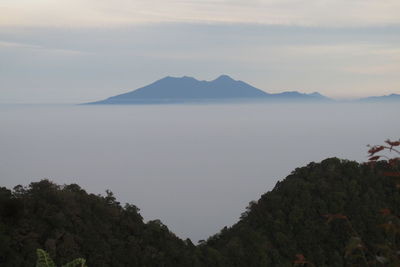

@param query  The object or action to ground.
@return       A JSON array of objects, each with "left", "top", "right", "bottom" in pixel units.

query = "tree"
[{"left": 36, "top": 249, "right": 87, "bottom": 267}]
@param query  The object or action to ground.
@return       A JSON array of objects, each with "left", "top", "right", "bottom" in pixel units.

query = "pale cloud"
[
  {"left": 344, "top": 64, "right": 400, "bottom": 75},
  {"left": 268, "top": 43, "right": 399, "bottom": 66},
  {"left": 279, "top": 44, "right": 400, "bottom": 62},
  {"left": 0, "top": 40, "right": 41, "bottom": 49},
  {"left": 0, "top": 40, "right": 86, "bottom": 55},
  {"left": 1, "top": 0, "right": 400, "bottom": 28}
]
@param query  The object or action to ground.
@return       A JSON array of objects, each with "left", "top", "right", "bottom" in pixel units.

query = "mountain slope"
[{"left": 203, "top": 158, "right": 400, "bottom": 266}]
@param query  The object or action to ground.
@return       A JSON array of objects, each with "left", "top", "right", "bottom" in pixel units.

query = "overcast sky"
[{"left": 1, "top": 0, "right": 400, "bottom": 103}]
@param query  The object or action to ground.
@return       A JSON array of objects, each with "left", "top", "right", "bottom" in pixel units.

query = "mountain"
[
  {"left": 359, "top": 93, "right": 400, "bottom": 102},
  {"left": 268, "top": 91, "right": 330, "bottom": 101},
  {"left": 86, "top": 75, "right": 330, "bottom": 104},
  {"left": 1, "top": 158, "right": 399, "bottom": 266}
]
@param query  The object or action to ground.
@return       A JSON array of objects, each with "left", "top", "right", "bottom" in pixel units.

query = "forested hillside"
[
  {"left": 1, "top": 158, "right": 399, "bottom": 266},
  {"left": 203, "top": 158, "right": 400, "bottom": 266},
  {"left": 0, "top": 181, "right": 197, "bottom": 267}
]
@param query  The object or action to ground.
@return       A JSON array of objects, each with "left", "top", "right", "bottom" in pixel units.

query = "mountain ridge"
[
  {"left": 358, "top": 93, "right": 400, "bottom": 102},
  {"left": 86, "top": 75, "right": 330, "bottom": 104}
]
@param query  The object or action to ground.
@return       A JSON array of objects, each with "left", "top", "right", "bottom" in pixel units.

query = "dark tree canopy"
[{"left": 0, "top": 158, "right": 399, "bottom": 266}]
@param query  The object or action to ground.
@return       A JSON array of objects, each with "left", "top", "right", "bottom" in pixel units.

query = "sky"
[{"left": 1, "top": 0, "right": 400, "bottom": 103}]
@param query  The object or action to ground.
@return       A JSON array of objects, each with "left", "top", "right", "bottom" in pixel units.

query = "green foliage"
[
  {"left": 36, "top": 249, "right": 56, "bottom": 267},
  {"left": 36, "top": 249, "right": 86, "bottom": 267},
  {"left": 61, "top": 258, "right": 87, "bottom": 267}
]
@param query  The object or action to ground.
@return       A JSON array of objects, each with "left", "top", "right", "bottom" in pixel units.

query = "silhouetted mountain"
[
  {"left": 359, "top": 93, "right": 400, "bottom": 102},
  {"left": 86, "top": 75, "right": 330, "bottom": 104}
]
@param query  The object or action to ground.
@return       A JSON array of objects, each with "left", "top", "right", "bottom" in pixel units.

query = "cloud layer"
[{"left": 1, "top": 0, "right": 400, "bottom": 28}]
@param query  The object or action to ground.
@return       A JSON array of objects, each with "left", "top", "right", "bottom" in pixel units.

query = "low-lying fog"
[{"left": 0, "top": 102, "right": 398, "bottom": 242}]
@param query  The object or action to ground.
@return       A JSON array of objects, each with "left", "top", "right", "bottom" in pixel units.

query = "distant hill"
[
  {"left": 86, "top": 75, "right": 330, "bottom": 104},
  {"left": 359, "top": 93, "right": 400, "bottom": 102}
]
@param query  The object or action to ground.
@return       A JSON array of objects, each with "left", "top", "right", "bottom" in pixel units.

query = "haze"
[{"left": 1, "top": 103, "right": 399, "bottom": 242}]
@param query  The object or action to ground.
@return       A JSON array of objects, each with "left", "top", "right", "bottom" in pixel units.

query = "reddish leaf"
[
  {"left": 385, "top": 139, "right": 400, "bottom": 147},
  {"left": 368, "top": 146, "right": 385, "bottom": 156},
  {"left": 383, "top": 172, "right": 400, "bottom": 177},
  {"left": 323, "top": 214, "right": 347, "bottom": 224},
  {"left": 389, "top": 158, "right": 400, "bottom": 167},
  {"left": 294, "top": 254, "right": 306, "bottom": 264},
  {"left": 369, "top": 156, "right": 380, "bottom": 161},
  {"left": 380, "top": 208, "right": 391, "bottom": 216},
  {"left": 379, "top": 222, "right": 397, "bottom": 233}
]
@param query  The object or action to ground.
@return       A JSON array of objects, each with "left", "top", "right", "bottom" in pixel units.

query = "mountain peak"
[
  {"left": 181, "top": 75, "right": 197, "bottom": 80},
  {"left": 161, "top": 75, "right": 197, "bottom": 81},
  {"left": 214, "top": 74, "right": 235, "bottom": 82},
  {"left": 310, "top": 92, "right": 322, "bottom": 96}
]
